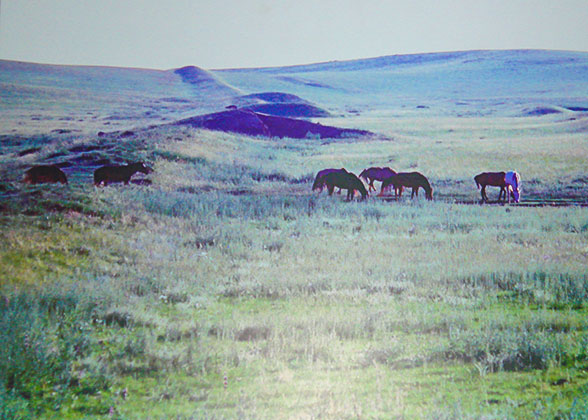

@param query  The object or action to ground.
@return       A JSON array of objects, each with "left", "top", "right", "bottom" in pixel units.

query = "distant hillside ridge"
[
  {"left": 214, "top": 49, "right": 588, "bottom": 115},
  {"left": 173, "top": 109, "right": 369, "bottom": 139},
  {"left": 173, "top": 65, "right": 241, "bottom": 97},
  {"left": 237, "top": 92, "right": 310, "bottom": 104},
  {"left": 244, "top": 103, "right": 330, "bottom": 118},
  {"left": 215, "top": 49, "right": 588, "bottom": 74},
  {"left": 231, "top": 91, "right": 331, "bottom": 117}
]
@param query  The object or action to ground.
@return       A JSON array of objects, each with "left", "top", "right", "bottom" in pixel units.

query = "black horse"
[
  {"left": 23, "top": 165, "right": 68, "bottom": 185},
  {"left": 94, "top": 162, "right": 152, "bottom": 186},
  {"left": 323, "top": 170, "right": 368, "bottom": 201},
  {"left": 381, "top": 172, "right": 433, "bottom": 200},
  {"left": 312, "top": 168, "right": 347, "bottom": 192}
]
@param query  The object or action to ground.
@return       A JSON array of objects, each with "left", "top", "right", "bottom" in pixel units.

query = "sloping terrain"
[
  {"left": 215, "top": 50, "right": 588, "bottom": 116},
  {"left": 174, "top": 65, "right": 240, "bottom": 98},
  {"left": 232, "top": 91, "right": 331, "bottom": 117},
  {"left": 173, "top": 108, "right": 369, "bottom": 138},
  {"left": 0, "top": 60, "right": 239, "bottom": 134},
  {"left": 3, "top": 50, "right": 587, "bottom": 137}
]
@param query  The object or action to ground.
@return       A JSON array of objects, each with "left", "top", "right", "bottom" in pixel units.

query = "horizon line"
[{"left": 1, "top": 48, "right": 586, "bottom": 73}]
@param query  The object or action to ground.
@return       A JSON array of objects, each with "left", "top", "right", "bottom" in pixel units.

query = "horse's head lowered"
[{"left": 505, "top": 171, "right": 521, "bottom": 203}]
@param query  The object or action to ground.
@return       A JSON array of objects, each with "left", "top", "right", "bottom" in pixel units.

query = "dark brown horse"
[
  {"left": 23, "top": 165, "right": 68, "bottom": 185},
  {"left": 323, "top": 170, "right": 368, "bottom": 201},
  {"left": 381, "top": 172, "right": 433, "bottom": 200},
  {"left": 312, "top": 168, "right": 346, "bottom": 193},
  {"left": 94, "top": 162, "right": 152, "bottom": 186},
  {"left": 359, "top": 167, "right": 399, "bottom": 195}
]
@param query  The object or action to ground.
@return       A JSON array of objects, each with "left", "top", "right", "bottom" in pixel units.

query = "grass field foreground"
[{"left": 2, "top": 116, "right": 588, "bottom": 419}]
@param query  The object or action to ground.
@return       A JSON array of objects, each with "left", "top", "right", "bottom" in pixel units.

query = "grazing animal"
[
  {"left": 323, "top": 170, "right": 368, "bottom": 201},
  {"left": 474, "top": 171, "right": 520, "bottom": 203},
  {"left": 312, "top": 168, "right": 346, "bottom": 193},
  {"left": 94, "top": 162, "right": 152, "bottom": 186},
  {"left": 381, "top": 172, "right": 433, "bottom": 200},
  {"left": 505, "top": 171, "right": 521, "bottom": 203},
  {"left": 23, "top": 165, "right": 68, "bottom": 185},
  {"left": 359, "top": 167, "right": 400, "bottom": 195}
]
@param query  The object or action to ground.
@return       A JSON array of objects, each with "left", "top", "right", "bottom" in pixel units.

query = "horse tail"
[{"left": 474, "top": 175, "right": 481, "bottom": 189}]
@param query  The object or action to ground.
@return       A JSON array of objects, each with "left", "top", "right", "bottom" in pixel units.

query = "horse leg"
[
  {"left": 481, "top": 185, "right": 487, "bottom": 202},
  {"left": 328, "top": 184, "right": 335, "bottom": 196},
  {"left": 498, "top": 186, "right": 505, "bottom": 202}
]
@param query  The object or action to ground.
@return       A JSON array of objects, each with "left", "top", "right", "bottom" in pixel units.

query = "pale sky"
[{"left": 1, "top": 0, "right": 587, "bottom": 70}]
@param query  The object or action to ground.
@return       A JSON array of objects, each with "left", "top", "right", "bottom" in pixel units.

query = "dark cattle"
[
  {"left": 312, "top": 168, "right": 346, "bottom": 193},
  {"left": 323, "top": 171, "right": 368, "bottom": 201},
  {"left": 94, "top": 162, "right": 152, "bottom": 186},
  {"left": 23, "top": 165, "right": 68, "bottom": 185},
  {"left": 382, "top": 172, "right": 433, "bottom": 200}
]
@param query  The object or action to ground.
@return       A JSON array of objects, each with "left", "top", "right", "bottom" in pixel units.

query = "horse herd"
[
  {"left": 312, "top": 166, "right": 521, "bottom": 203},
  {"left": 21, "top": 162, "right": 521, "bottom": 204},
  {"left": 22, "top": 162, "right": 152, "bottom": 187}
]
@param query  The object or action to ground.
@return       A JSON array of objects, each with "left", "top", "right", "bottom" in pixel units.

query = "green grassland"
[{"left": 2, "top": 113, "right": 588, "bottom": 419}]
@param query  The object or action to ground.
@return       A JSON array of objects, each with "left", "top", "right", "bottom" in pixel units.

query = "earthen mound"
[{"left": 174, "top": 109, "right": 370, "bottom": 139}]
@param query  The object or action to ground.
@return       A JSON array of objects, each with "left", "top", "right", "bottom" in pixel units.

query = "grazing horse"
[
  {"left": 312, "top": 168, "right": 346, "bottom": 193},
  {"left": 94, "top": 162, "right": 152, "bottom": 186},
  {"left": 23, "top": 165, "right": 68, "bottom": 185},
  {"left": 474, "top": 171, "right": 520, "bottom": 203},
  {"left": 381, "top": 172, "right": 433, "bottom": 200},
  {"left": 323, "top": 171, "right": 368, "bottom": 201},
  {"left": 359, "top": 167, "right": 400, "bottom": 195},
  {"left": 505, "top": 171, "right": 521, "bottom": 203}
]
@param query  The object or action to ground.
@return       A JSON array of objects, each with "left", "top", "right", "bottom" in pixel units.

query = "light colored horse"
[{"left": 504, "top": 171, "right": 521, "bottom": 203}]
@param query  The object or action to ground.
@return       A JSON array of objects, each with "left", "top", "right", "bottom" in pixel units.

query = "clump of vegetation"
[
  {"left": 442, "top": 324, "right": 587, "bottom": 372},
  {"left": 0, "top": 287, "right": 114, "bottom": 418}
]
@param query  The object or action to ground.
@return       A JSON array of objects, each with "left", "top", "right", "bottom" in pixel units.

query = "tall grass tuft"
[
  {"left": 443, "top": 323, "right": 586, "bottom": 372},
  {"left": 0, "top": 286, "right": 113, "bottom": 417}
]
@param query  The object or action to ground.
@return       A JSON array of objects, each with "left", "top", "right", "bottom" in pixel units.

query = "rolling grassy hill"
[
  {"left": 216, "top": 49, "right": 588, "bottom": 116},
  {"left": 2, "top": 49, "right": 588, "bottom": 137}
]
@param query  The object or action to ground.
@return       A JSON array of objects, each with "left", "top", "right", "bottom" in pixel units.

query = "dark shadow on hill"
[
  {"left": 173, "top": 109, "right": 371, "bottom": 139},
  {"left": 245, "top": 103, "right": 330, "bottom": 118},
  {"left": 232, "top": 92, "right": 331, "bottom": 118},
  {"left": 522, "top": 106, "right": 563, "bottom": 116}
]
